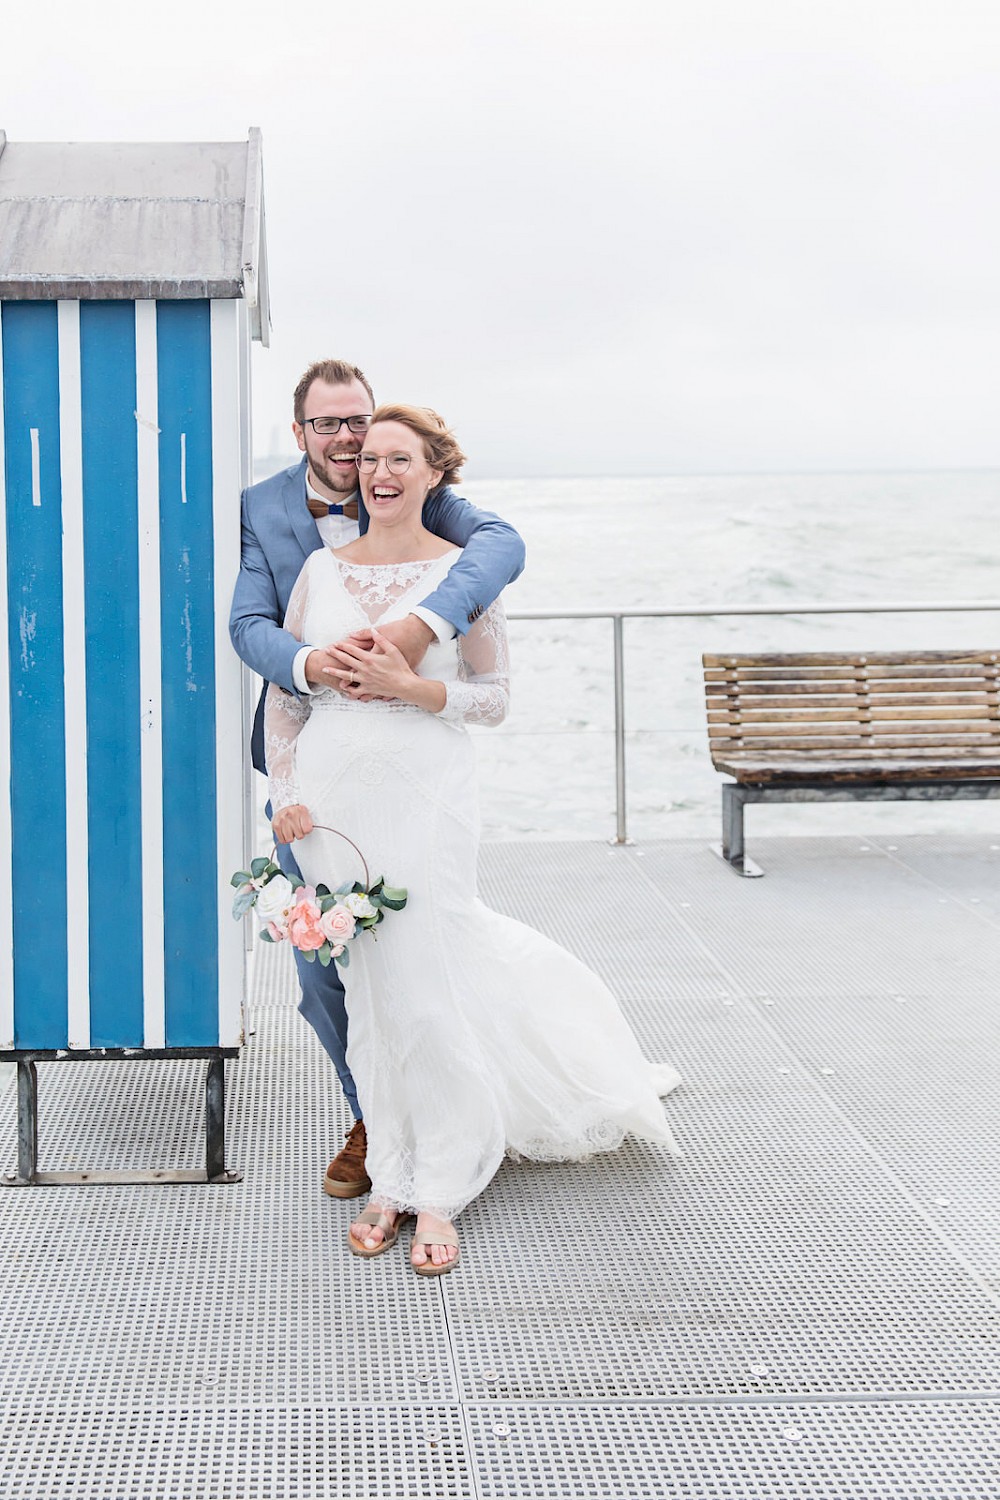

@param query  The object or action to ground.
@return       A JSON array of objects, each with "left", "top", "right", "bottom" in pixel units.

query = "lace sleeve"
[
  {"left": 436, "top": 598, "right": 510, "bottom": 727},
  {"left": 265, "top": 563, "right": 312, "bottom": 809}
]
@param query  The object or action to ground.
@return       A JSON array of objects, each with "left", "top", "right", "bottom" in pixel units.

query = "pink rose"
[
  {"left": 319, "top": 905, "right": 356, "bottom": 946},
  {"left": 266, "top": 920, "right": 287, "bottom": 943},
  {"left": 287, "top": 897, "right": 325, "bottom": 952}
]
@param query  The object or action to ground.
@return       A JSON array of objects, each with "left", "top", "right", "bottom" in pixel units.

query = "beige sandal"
[
  {"left": 411, "top": 1228, "right": 460, "bottom": 1277},
  {"left": 348, "top": 1207, "right": 412, "bottom": 1259}
]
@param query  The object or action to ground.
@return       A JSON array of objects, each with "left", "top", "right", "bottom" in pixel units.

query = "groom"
[{"left": 230, "top": 358, "right": 525, "bottom": 1196}]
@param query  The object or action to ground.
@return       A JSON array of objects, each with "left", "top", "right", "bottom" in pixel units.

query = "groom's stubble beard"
[{"left": 306, "top": 438, "right": 364, "bottom": 498}]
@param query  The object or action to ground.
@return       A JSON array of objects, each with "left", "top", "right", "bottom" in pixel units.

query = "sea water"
[{"left": 457, "top": 468, "right": 1000, "bottom": 842}]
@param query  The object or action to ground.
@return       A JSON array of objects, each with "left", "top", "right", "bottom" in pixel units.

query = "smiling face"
[
  {"left": 293, "top": 377, "right": 375, "bottom": 499},
  {"left": 356, "top": 420, "right": 444, "bottom": 523}
]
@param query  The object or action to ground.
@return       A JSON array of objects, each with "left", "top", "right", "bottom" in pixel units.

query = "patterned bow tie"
[{"left": 307, "top": 496, "right": 359, "bottom": 521}]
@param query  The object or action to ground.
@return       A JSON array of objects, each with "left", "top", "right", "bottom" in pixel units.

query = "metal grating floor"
[{"left": 1, "top": 834, "right": 999, "bottom": 1497}]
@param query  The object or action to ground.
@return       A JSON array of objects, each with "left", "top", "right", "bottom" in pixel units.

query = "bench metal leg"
[
  {"left": 722, "top": 784, "right": 745, "bottom": 865},
  {"left": 711, "top": 785, "right": 764, "bottom": 877},
  {"left": 206, "top": 1057, "right": 241, "bottom": 1185}
]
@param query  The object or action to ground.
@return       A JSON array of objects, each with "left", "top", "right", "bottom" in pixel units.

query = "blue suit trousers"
[{"left": 269, "top": 808, "right": 361, "bottom": 1121}]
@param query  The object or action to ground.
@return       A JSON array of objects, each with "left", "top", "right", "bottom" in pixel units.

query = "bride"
[{"left": 265, "top": 404, "right": 680, "bottom": 1275}]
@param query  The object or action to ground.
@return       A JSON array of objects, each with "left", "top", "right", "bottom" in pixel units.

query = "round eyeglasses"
[
  {"left": 301, "top": 415, "right": 372, "bottom": 436},
  {"left": 356, "top": 453, "right": 411, "bottom": 475}
]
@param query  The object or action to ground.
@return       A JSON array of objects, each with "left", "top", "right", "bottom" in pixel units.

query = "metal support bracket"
[
  {"left": 711, "top": 841, "right": 764, "bottom": 878},
  {"left": 205, "top": 1055, "right": 241, "bottom": 1185},
  {"left": 3, "top": 1061, "right": 40, "bottom": 1185},
  {"left": 2, "top": 1055, "right": 242, "bottom": 1187}
]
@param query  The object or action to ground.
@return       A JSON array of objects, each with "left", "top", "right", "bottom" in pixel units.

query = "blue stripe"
[
  {"left": 2, "top": 303, "right": 69, "bottom": 1047},
  {"left": 156, "top": 302, "right": 218, "bottom": 1046},
  {"left": 80, "top": 302, "right": 144, "bottom": 1045}
]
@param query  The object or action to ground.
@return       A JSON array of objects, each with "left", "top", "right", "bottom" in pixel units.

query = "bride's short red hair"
[{"left": 370, "top": 404, "right": 466, "bottom": 486}]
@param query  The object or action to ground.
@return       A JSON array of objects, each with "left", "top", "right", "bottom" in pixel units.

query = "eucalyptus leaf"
[
  {"left": 259, "top": 929, "right": 274, "bottom": 944},
  {"left": 231, "top": 890, "right": 256, "bottom": 919},
  {"left": 316, "top": 883, "right": 331, "bottom": 897},
  {"left": 381, "top": 885, "right": 407, "bottom": 903},
  {"left": 231, "top": 871, "right": 251, "bottom": 888},
  {"left": 288, "top": 874, "right": 305, "bottom": 891},
  {"left": 317, "top": 943, "right": 332, "bottom": 968},
  {"left": 335, "top": 945, "right": 350, "bottom": 969},
  {"left": 320, "top": 896, "right": 336, "bottom": 913},
  {"left": 250, "top": 856, "right": 270, "bottom": 879},
  {"left": 380, "top": 896, "right": 406, "bottom": 912},
  {"left": 302, "top": 949, "right": 317, "bottom": 964}
]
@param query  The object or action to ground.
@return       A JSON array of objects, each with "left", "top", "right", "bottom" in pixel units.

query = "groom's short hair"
[{"left": 293, "top": 359, "right": 375, "bottom": 422}]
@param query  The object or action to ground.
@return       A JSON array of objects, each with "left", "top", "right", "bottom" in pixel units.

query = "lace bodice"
[
  {"left": 334, "top": 558, "right": 448, "bottom": 615},
  {"left": 265, "top": 549, "right": 510, "bottom": 811}
]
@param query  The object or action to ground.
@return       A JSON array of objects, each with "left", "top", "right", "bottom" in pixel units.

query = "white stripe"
[
  {"left": 29, "top": 428, "right": 40, "bottom": 505},
  {"left": 241, "top": 661, "right": 259, "bottom": 963},
  {"left": 0, "top": 309, "right": 14, "bottom": 1048},
  {"left": 180, "top": 431, "right": 187, "bottom": 504},
  {"left": 237, "top": 301, "right": 256, "bottom": 957},
  {"left": 58, "top": 302, "right": 90, "bottom": 1049},
  {"left": 135, "top": 301, "right": 166, "bottom": 1049},
  {"left": 210, "top": 300, "right": 248, "bottom": 1047}
]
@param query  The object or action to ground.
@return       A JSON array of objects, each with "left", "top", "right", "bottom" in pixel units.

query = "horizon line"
[{"left": 251, "top": 454, "right": 1000, "bottom": 483}]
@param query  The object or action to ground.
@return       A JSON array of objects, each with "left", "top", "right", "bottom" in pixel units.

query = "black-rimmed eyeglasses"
[{"left": 300, "top": 415, "right": 372, "bottom": 436}]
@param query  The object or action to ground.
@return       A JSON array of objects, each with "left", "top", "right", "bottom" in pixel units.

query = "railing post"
[{"left": 613, "top": 614, "right": 628, "bottom": 844}]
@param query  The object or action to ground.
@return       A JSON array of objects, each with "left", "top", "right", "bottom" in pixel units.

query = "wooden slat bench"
[{"left": 703, "top": 649, "right": 1000, "bottom": 875}]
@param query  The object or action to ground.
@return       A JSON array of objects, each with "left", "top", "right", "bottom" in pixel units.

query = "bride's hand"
[
  {"left": 272, "top": 804, "right": 314, "bottom": 844},
  {"left": 329, "top": 630, "right": 416, "bottom": 701}
]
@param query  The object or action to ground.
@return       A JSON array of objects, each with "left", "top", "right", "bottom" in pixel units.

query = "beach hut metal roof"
[{"left": 0, "top": 128, "right": 270, "bottom": 344}]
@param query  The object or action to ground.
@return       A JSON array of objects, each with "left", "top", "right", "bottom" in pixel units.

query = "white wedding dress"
[{"left": 265, "top": 547, "right": 680, "bottom": 1219}]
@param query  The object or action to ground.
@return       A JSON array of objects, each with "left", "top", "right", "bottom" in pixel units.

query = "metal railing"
[{"left": 505, "top": 599, "right": 1000, "bottom": 844}]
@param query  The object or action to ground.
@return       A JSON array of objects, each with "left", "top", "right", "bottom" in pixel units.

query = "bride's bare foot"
[
  {"left": 411, "top": 1211, "right": 460, "bottom": 1275},
  {"left": 348, "top": 1204, "right": 407, "bottom": 1258}
]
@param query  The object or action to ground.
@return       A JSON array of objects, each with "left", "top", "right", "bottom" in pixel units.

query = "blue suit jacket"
[{"left": 229, "top": 457, "right": 526, "bottom": 771}]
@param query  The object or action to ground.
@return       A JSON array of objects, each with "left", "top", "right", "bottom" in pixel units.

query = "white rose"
[
  {"left": 255, "top": 874, "right": 295, "bottom": 923},
  {"left": 343, "top": 891, "right": 378, "bottom": 919}
]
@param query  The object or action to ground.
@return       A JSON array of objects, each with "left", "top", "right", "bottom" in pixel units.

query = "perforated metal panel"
[
  {"left": 1, "top": 835, "right": 999, "bottom": 1498},
  {"left": 0, "top": 1406, "right": 472, "bottom": 1500},
  {"left": 465, "top": 1400, "right": 1000, "bottom": 1499}
]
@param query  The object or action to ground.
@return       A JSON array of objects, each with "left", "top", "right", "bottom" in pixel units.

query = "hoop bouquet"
[{"left": 230, "top": 825, "right": 407, "bottom": 969}]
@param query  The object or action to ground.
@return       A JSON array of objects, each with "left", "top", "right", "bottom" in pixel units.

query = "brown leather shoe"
[{"left": 323, "top": 1119, "right": 372, "bottom": 1199}]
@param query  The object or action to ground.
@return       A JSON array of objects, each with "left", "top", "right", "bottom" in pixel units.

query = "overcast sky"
[{"left": 2, "top": 0, "right": 998, "bottom": 476}]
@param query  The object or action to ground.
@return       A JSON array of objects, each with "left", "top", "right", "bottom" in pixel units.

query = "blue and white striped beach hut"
[{"left": 0, "top": 130, "right": 269, "bottom": 1181}]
